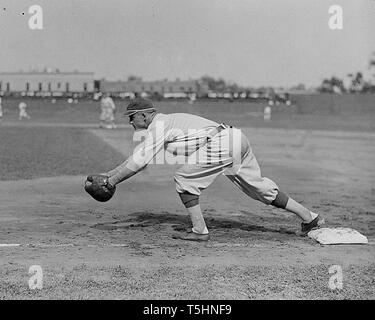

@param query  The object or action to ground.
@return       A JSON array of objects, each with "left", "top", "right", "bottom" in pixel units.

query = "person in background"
[
  {"left": 100, "top": 93, "right": 116, "bottom": 129},
  {"left": 19, "top": 101, "right": 31, "bottom": 120},
  {"left": 0, "top": 96, "right": 3, "bottom": 122}
]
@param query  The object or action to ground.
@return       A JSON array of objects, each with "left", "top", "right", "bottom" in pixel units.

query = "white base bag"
[{"left": 308, "top": 227, "right": 368, "bottom": 245}]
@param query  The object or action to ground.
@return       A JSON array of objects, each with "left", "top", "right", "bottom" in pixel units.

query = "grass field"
[
  {"left": 0, "top": 97, "right": 374, "bottom": 299},
  {"left": 2, "top": 97, "right": 375, "bottom": 132},
  {"left": 0, "top": 127, "right": 124, "bottom": 180}
]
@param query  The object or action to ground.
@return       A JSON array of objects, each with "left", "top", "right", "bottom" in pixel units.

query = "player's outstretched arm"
[
  {"left": 107, "top": 165, "right": 137, "bottom": 186},
  {"left": 105, "top": 121, "right": 168, "bottom": 186}
]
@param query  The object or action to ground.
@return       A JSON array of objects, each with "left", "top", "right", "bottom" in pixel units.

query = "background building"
[
  {"left": 99, "top": 78, "right": 207, "bottom": 98},
  {"left": 0, "top": 70, "right": 94, "bottom": 96}
]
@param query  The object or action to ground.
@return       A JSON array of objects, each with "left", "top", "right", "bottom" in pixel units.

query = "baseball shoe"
[
  {"left": 296, "top": 215, "right": 325, "bottom": 237},
  {"left": 173, "top": 230, "right": 210, "bottom": 242},
  {"left": 182, "top": 227, "right": 205, "bottom": 233}
]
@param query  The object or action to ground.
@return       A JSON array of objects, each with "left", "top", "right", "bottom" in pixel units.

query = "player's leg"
[
  {"left": 228, "top": 171, "right": 314, "bottom": 222},
  {"left": 174, "top": 140, "right": 233, "bottom": 241},
  {"left": 175, "top": 163, "right": 232, "bottom": 240},
  {"left": 269, "top": 190, "right": 324, "bottom": 235},
  {"left": 225, "top": 133, "right": 324, "bottom": 234},
  {"left": 104, "top": 111, "right": 114, "bottom": 129},
  {"left": 99, "top": 109, "right": 106, "bottom": 128},
  {"left": 110, "top": 116, "right": 116, "bottom": 129},
  {"left": 285, "top": 197, "right": 317, "bottom": 222},
  {"left": 109, "top": 111, "right": 116, "bottom": 129},
  {"left": 177, "top": 191, "right": 209, "bottom": 235}
]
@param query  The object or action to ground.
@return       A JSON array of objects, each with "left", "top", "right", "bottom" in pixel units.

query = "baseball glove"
[{"left": 84, "top": 174, "right": 116, "bottom": 202}]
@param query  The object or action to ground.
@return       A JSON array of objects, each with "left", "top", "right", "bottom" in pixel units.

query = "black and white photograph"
[{"left": 0, "top": 0, "right": 374, "bottom": 304}]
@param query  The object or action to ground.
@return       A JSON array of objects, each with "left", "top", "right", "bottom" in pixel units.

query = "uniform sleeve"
[{"left": 125, "top": 120, "right": 170, "bottom": 172}]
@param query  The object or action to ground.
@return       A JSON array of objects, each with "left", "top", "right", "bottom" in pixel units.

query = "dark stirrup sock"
[{"left": 271, "top": 191, "right": 289, "bottom": 209}]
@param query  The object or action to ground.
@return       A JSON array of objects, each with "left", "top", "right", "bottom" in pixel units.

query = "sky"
[{"left": 0, "top": 0, "right": 374, "bottom": 87}]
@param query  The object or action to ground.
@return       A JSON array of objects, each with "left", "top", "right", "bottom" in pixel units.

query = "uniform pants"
[{"left": 174, "top": 127, "right": 279, "bottom": 205}]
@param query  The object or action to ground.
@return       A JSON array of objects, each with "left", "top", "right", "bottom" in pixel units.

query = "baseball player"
[
  {"left": 18, "top": 101, "right": 31, "bottom": 120},
  {"left": 0, "top": 97, "right": 3, "bottom": 122},
  {"left": 86, "top": 98, "right": 324, "bottom": 241},
  {"left": 100, "top": 93, "right": 116, "bottom": 129},
  {"left": 264, "top": 105, "right": 271, "bottom": 121}
]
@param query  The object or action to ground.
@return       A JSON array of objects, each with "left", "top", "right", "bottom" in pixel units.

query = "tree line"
[{"left": 318, "top": 53, "right": 375, "bottom": 94}]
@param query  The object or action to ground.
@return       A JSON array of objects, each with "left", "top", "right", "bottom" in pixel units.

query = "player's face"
[{"left": 129, "top": 112, "right": 147, "bottom": 130}]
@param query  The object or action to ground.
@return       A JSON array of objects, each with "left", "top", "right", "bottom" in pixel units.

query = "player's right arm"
[
  {"left": 106, "top": 119, "right": 170, "bottom": 185},
  {"left": 107, "top": 163, "right": 137, "bottom": 186}
]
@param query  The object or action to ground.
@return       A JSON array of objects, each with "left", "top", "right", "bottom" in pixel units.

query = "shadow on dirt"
[{"left": 91, "top": 211, "right": 295, "bottom": 235}]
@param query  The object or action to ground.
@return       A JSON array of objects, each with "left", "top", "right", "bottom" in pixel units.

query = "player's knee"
[
  {"left": 271, "top": 191, "right": 289, "bottom": 209},
  {"left": 178, "top": 191, "right": 199, "bottom": 208},
  {"left": 175, "top": 177, "right": 201, "bottom": 197}
]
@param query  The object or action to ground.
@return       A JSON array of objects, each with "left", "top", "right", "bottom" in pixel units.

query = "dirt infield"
[{"left": 0, "top": 123, "right": 374, "bottom": 299}]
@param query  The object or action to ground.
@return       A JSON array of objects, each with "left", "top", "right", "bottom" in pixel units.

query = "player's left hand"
[{"left": 84, "top": 174, "right": 116, "bottom": 202}]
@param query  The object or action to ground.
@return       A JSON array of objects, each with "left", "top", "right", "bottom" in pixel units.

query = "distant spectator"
[
  {"left": 0, "top": 97, "right": 3, "bottom": 122},
  {"left": 264, "top": 105, "right": 271, "bottom": 121},
  {"left": 73, "top": 93, "right": 79, "bottom": 104},
  {"left": 93, "top": 92, "right": 103, "bottom": 101},
  {"left": 285, "top": 93, "right": 292, "bottom": 106},
  {"left": 19, "top": 101, "right": 31, "bottom": 120},
  {"left": 188, "top": 93, "right": 196, "bottom": 105},
  {"left": 100, "top": 93, "right": 116, "bottom": 129}
]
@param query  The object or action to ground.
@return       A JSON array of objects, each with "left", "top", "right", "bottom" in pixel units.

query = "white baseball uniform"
[
  {"left": 115, "top": 113, "right": 279, "bottom": 205},
  {"left": 0, "top": 97, "right": 3, "bottom": 119},
  {"left": 19, "top": 102, "right": 30, "bottom": 120},
  {"left": 100, "top": 97, "right": 116, "bottom": 122}
]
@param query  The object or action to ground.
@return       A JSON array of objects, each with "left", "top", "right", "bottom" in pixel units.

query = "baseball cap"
[{"left": 124, "top": 98, "right": 156, "bottom": 116}]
